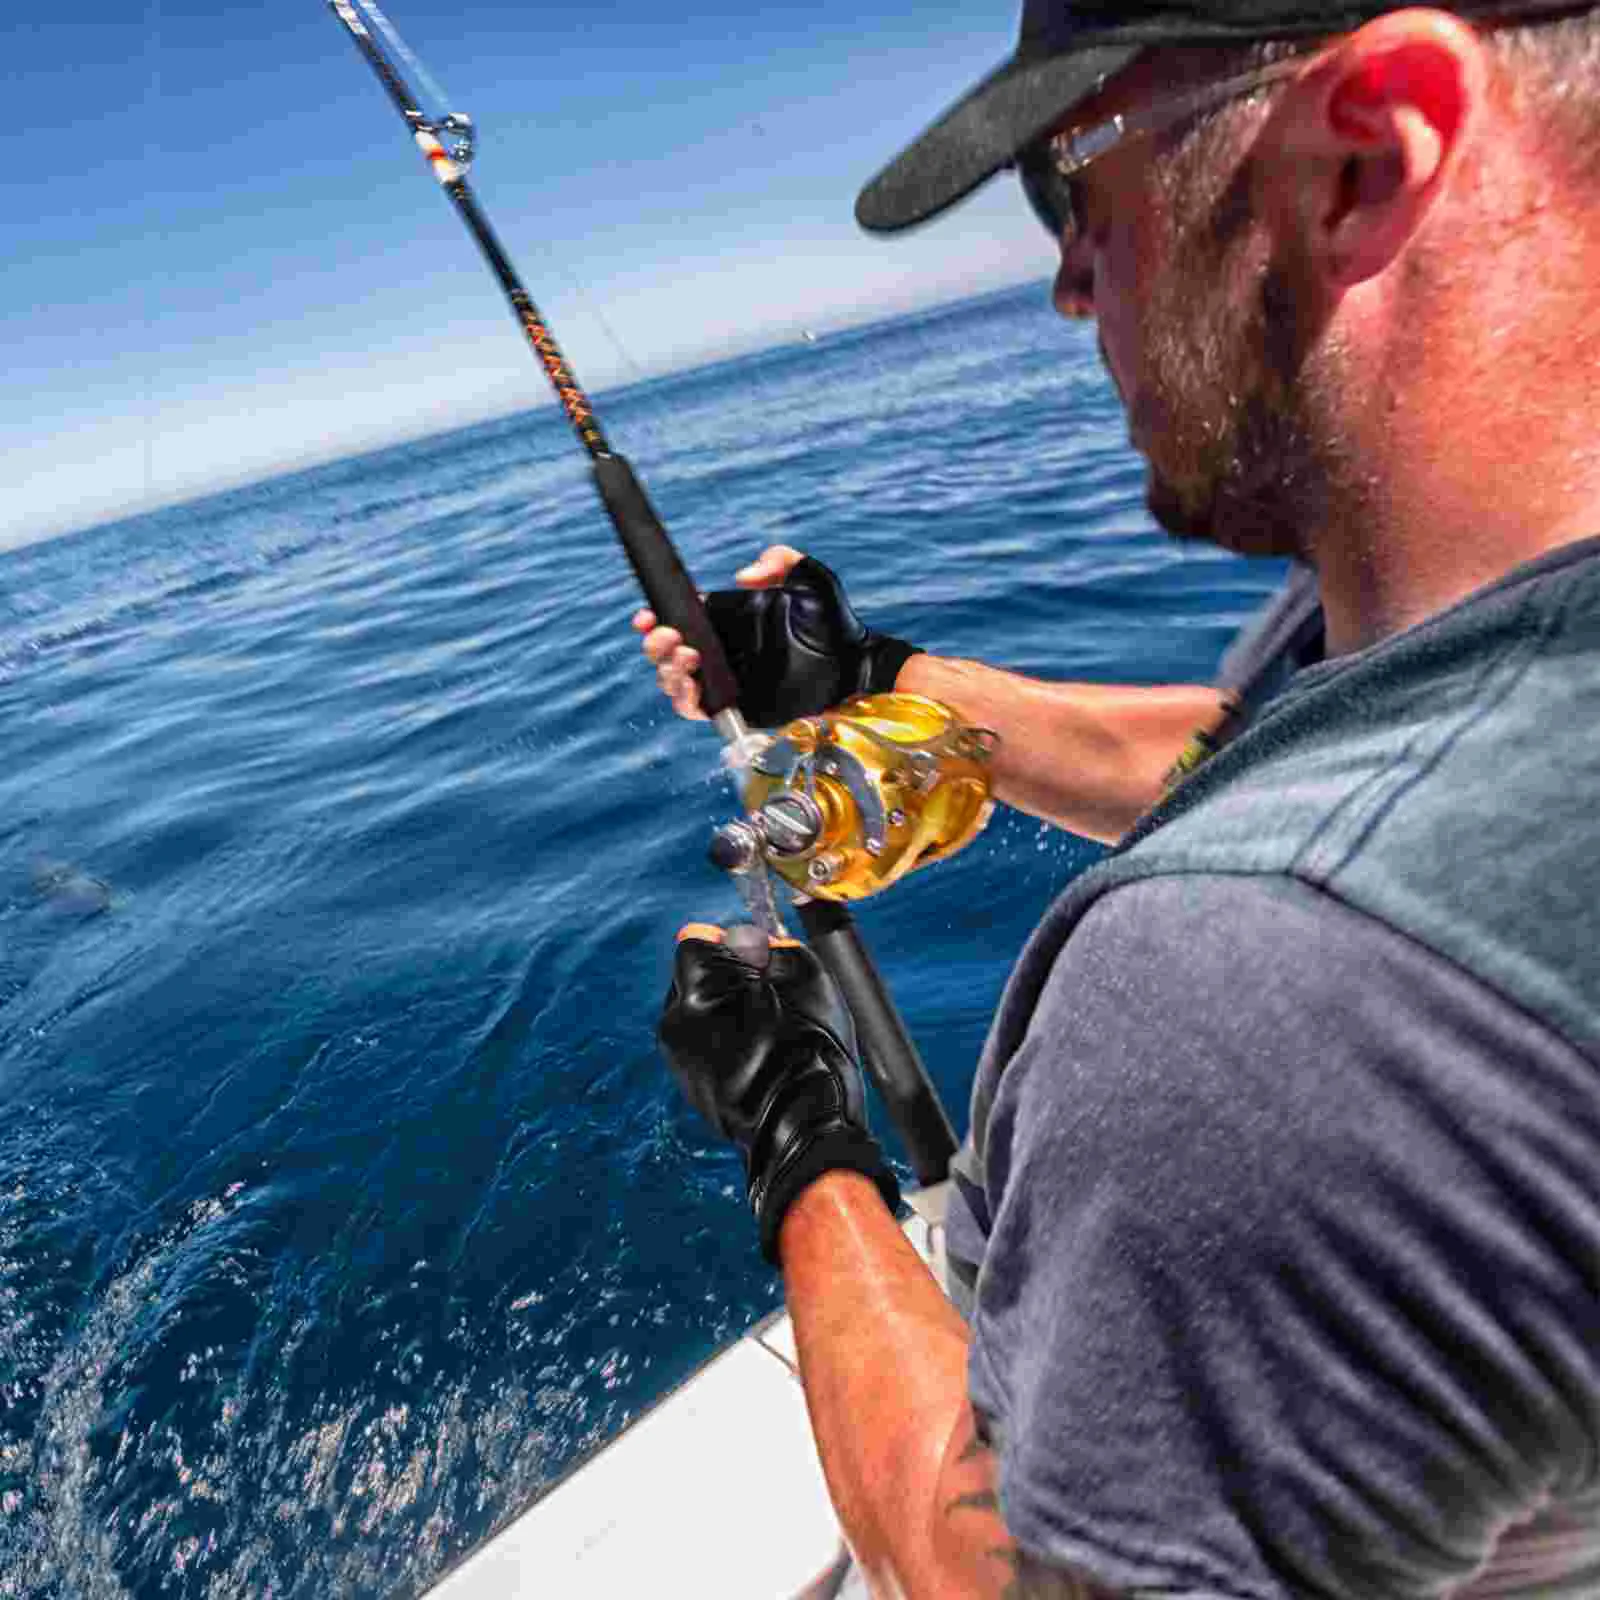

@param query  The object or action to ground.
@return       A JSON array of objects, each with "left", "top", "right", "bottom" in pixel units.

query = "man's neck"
[
  {"left": 1307, "top": 361, "right": 1600, "bottom": 657},
  {"left": 1305, "top": 193, "right": 1600, "bottom": 657},
  {"left": 1314, "top": 503, "right": 1600, "bottom": 658}
]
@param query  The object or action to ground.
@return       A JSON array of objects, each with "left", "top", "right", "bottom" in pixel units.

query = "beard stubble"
[{"left": 1135, "top": 115, "right": 1345, "bottom": 560}]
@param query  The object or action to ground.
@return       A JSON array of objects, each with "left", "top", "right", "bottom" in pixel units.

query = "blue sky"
[{"left": 4, "top": 1, "right": 1056, "bottom": 551}]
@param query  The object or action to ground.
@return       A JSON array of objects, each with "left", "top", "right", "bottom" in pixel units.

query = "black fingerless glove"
[
  {"left": 702, "top": 556, "right": 922, "bottom": 728},
  {"left": 658, "top": 937, "right": 900, "bottom": 1264}
]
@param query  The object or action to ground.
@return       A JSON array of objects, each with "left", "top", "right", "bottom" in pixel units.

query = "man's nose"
[{"left": 1052, "top": 233, "right": 1095, "bottom": 319}]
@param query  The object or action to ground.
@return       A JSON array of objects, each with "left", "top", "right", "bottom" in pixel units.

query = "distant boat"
[{"left": 801, "top": 330, "right": 818, "bottom": 344}]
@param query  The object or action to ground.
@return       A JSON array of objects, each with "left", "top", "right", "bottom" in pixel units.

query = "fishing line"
[
  {"left": 144, "top": 0, "right": 162, "bottom": 510},
  {"left": 350, "top": 0, "right": 646, "bottom": 386},
  {"left": 327, "top": 0, "right": 958, "bottom": 1183},
  {"left": 327, "top": 0, "right": 744, "bottom": 729}
]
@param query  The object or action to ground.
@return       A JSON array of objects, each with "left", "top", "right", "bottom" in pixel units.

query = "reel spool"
[{"left": 736, "top": 694, "right": 996, "bottom": 902}]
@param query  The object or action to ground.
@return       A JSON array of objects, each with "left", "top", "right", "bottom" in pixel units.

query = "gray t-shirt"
[
  {"left": 951, "top": 543, "right": 1600, "bottom": 1597},
  {"left": 955, "top": 874, "right": 1600, "bottom": 1598}
]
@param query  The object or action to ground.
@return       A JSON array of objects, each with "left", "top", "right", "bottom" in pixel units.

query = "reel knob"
[
  {"left": 708, "top": 819, "right": 764, "bottom": 874},
  {"left": 757, "top": 792, "right": 824, "bottom": 857},
  {"left": 741, "top": 693, "right": 997, "bottom": 902}
]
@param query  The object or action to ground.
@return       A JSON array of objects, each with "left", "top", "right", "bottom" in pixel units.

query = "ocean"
[{"left": 0, "top": 281, "right": 1287, "bottom": 1596}]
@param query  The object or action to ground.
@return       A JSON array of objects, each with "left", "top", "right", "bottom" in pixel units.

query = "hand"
[
  {"left": 633, "top": 545, "right": 801, "bottom": 721},
  {"left": 632, "top": 546, "right": 921, "bottom": 728},
  {"left": 659, "top": 923, "right": 900, "bottom": 1263}
]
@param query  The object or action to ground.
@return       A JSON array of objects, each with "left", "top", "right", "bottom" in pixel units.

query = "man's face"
[{"left": 1054, "top": 51, "right": 1333, "bottom": 559}]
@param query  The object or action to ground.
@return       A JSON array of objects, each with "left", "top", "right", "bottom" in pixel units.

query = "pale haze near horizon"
[{"left": 6, "top": 1, "right": 1060, "bottom": 554}]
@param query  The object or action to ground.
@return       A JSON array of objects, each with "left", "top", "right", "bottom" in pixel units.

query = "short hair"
[
  {"left": 1485, "top": 9, "right": 1600, "bottom": 178},
  {"left": 1168, "top": 11, "right": 1600, "bottom": 186}
]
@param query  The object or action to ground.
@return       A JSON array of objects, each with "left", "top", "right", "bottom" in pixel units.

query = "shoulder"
[
  {"left": 1104, "top": 546, "right": 1600, "bottom": 1053},
  {"left": 969, "top": 871, "right": 1600, "bottom": 1598},
  {"left": 988, "top": 870, "right": 1600, "bottom": 1243}
]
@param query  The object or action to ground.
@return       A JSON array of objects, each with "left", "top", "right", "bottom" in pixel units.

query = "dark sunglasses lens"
[{"left": 1016, "top": 149, "right": 1078, "bottom": 243}]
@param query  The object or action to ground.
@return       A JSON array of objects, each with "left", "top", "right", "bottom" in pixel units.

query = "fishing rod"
[{"left": 327, "top": 0, "right": 963, "bottom": 1183}]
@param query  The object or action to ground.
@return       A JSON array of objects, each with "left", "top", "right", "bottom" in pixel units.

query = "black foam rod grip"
[
  {"left": 796, "top": 898, "right": 957, "bottom": 1187},
  {"left": 592, "top": 453, "right": 741, "bottom": 719}
]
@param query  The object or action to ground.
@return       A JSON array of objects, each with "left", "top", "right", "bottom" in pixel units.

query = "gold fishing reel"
[{"left": 728, "top": 693, "right": 997, "bottom": 902}]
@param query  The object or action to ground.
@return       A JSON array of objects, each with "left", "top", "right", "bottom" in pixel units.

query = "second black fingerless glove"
[{"left": 658, "top": 938, "right": 901, "bottom": 1263}]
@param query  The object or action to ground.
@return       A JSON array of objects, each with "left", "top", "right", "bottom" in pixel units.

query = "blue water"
[{"left": 0, "top": 282, "right": 1285, "bottom": 1596}]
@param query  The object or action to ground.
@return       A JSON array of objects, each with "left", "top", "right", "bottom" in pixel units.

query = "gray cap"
[{"left": 854, "top": 0, "right": 1583, "bottom": 233}]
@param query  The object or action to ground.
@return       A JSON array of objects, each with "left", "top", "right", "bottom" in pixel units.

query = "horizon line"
[{"left": 5, "top": 274, "right": 1049, "bottom": 561}]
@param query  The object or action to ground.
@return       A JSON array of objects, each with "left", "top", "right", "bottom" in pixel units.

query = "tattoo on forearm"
[
  {"left": 945, "top": 1489, "right": 1001, "bottom": 1515},
  {"left": 999, "top": 1549, "right": 1119, "bottom": 1598},
  {"left": 942, "top": 1418, "right": 1120, "bottom": 1598}
]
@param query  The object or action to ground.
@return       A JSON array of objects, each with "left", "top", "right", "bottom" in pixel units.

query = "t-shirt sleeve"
[{"left": 968, "top": 873, "right": 1600, "bottom": 1600}]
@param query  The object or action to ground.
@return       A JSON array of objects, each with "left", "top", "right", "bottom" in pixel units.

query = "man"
[{"left": 655, "top": 2, "right": 1600, "bottom": 1595}]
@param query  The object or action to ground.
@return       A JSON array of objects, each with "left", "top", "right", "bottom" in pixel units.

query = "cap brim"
[{"left": 855, "top": 43, "right": 1142, "bottom": 234}]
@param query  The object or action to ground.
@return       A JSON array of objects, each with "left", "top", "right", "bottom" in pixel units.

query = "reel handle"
[{"left": 593, "top": 452, "right": 741, "bottom": 719}]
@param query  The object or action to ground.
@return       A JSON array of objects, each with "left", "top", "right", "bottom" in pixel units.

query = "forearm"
[
  {"left": 780, "top": 1173, "right": 1112, "bottom": 1598},
  {"left": 663, "top": 930, "right": 1118, "bottom": 1594},
  {"left": 779, "top": 1172, "right": 987, "bottom": 1595},
  {"left": 897, "top": 654, "right": 1228, "bottom": 845}
]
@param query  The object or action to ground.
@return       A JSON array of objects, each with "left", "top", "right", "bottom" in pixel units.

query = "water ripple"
[{"left": 0, "top": 281, "right": 1286, "bottom": 1596}]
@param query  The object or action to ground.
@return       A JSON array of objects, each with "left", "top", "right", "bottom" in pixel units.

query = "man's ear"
[{"left": 1270, "top": 10, "right": 1488, "bottom": 287}]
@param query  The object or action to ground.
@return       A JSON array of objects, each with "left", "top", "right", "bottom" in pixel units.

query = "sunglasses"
[{"left": 1015, "top": 51, "right": 1318, "bottom": 244}]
